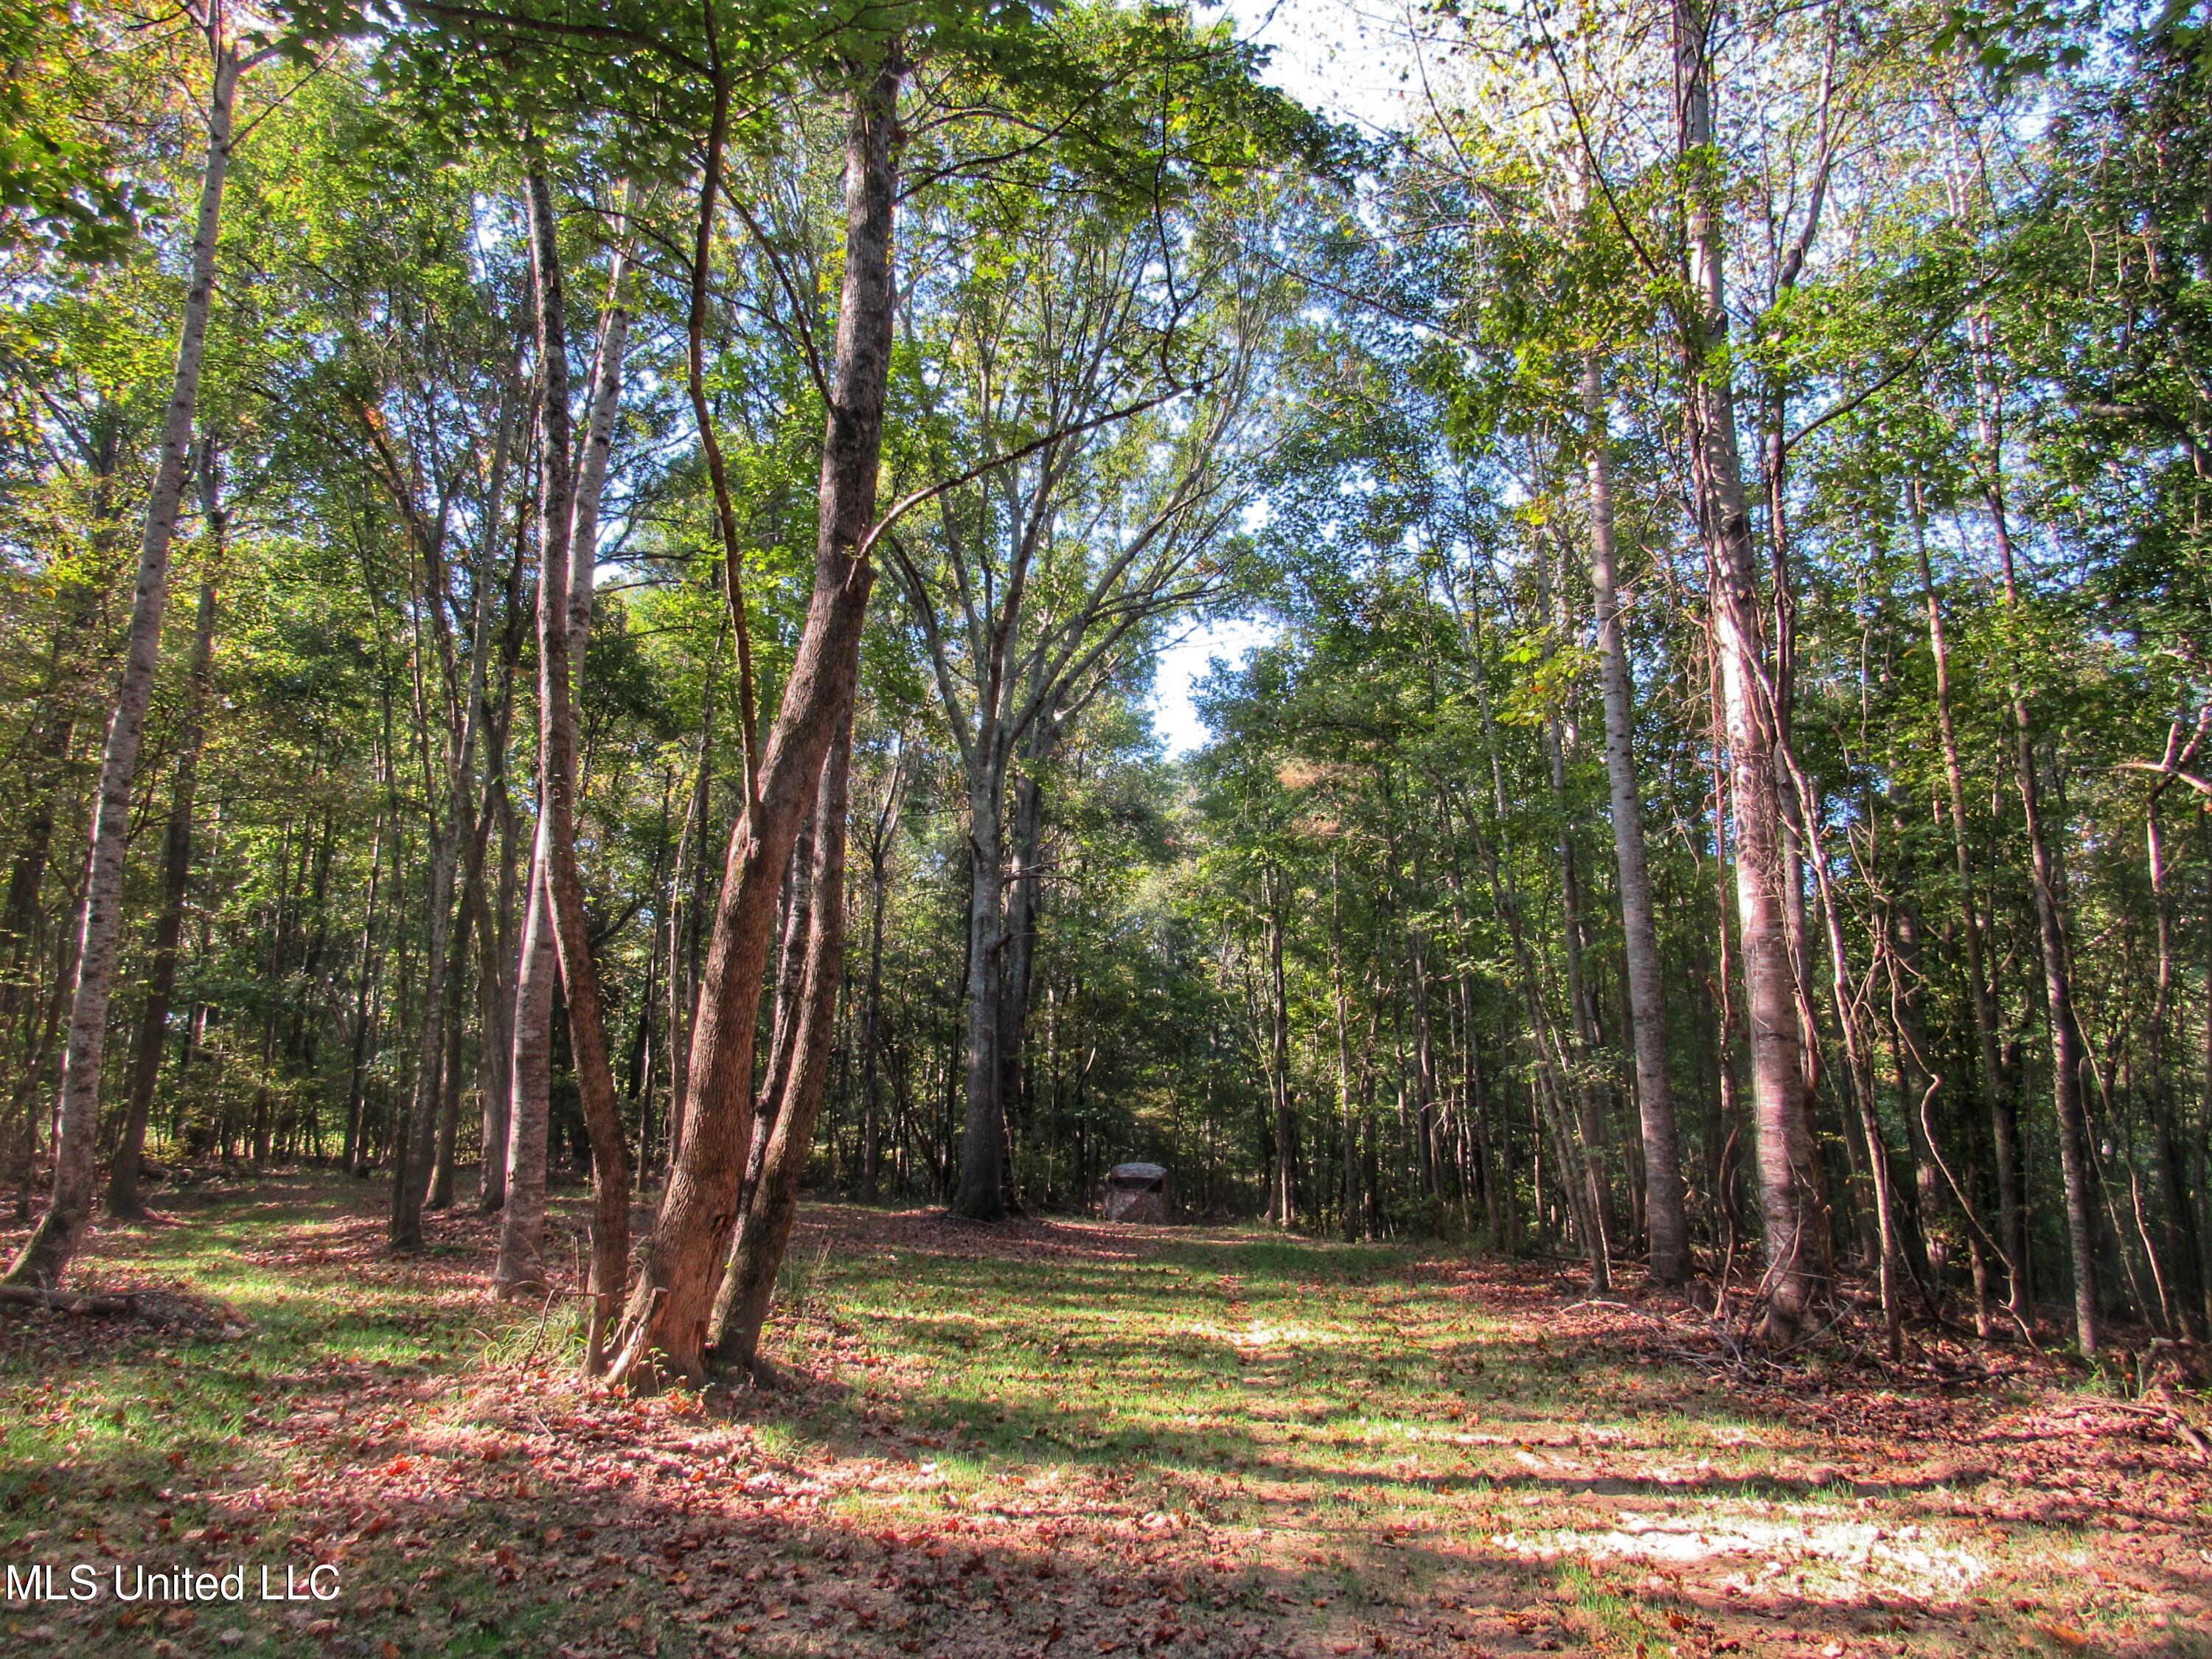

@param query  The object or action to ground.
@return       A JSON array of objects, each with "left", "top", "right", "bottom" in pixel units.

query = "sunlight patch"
[{"left": 1490, "top": 1508, "right": 1986, "bottom": 1600}]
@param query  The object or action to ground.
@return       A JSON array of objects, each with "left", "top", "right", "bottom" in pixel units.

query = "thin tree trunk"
[
  {"left": 1268, "top": 871, "right": 1295, "bottom": 1228},
  {"left": 608, "top": 51, "right": 900, "bottom": 1387},
  {"left": 665, "top": 644, "right": 717, "bottom": 1170},
  {"left": 389, "top": 383, "right": 509, "bottom": 1251},
  {"left": 106, "top": 454, "right": 223, "bottom": 1221},
  {"left": 2146, "top": 777, "right": 2208, "bottom": 1338},
  {"left": 858, "top": 753, "right": 902, "bottom": 1203},
  {"left": 710, "top": 727, "right": 851, "bottom": 1372},
  {"left": 953, "top": 761, "right": 1007, "bottom": 1218},
  {"left": 1912, "top": 489, "right": 2025, "bottom": 1314},
  {"left": 1674, "top": 0, "right": 1817, "bottom": 1340},
  {"left": 342, "top": 803, "right": 384, "bottom": 1175},
  {"left": 1543, "top": 619, "right": 1611, "bottom": 1258},
  {"left": 1986, "top": 484, "right": 2099, "bottom": 1352},
  {"left": 494, "top": 200, "right": 631, "bottom": 1290},
  {"left": 5, "top": 32, "right": 240, "bottom": 1288},
  {"left": 997, "top": 749, "right": 1048, "bottom": 1207},
  {"left": 1583, "top": 355, "right": 1686, "bottom": 1282},
  {"left": 523, "top": 158, "right": 632, "bottom": 1374},
  {"left": 740, "top": 813, "right": 818, "bottom": 1223},
  {"left": 426, "top": 838, "right": 481, "bottom": 1209}
]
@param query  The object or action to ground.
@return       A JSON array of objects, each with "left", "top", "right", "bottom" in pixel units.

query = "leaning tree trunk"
[
  {"left": 493, "top": 198, "right": 633, "bottom": 1293},
  {"left": 523, "top": 159, "right": 633, "bottom": 1374},
  {"left": 709, "top": 726, "right": 852, "bottom": 1374},
  {"left": 1674, "top": 0, "right": 1818, "bottom": 1343},
  {"left": 1583, "top": 355, "right": 1686, "bottom": 1284},
  {"left": 5, "top": 40, "right": 240, "bottom": 1290},
  {"left": 608, "top": 51, "right": 900, "bottom": 1388},
  {"left": 106, "top": 456, "right": 223, "bottom": 1222},
  {"left": 739, "top": 812, "right": 818, "bottom": 1223}
]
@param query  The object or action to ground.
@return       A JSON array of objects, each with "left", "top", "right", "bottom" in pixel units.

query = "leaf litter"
[{"left": 2, "top": 1173, "right": 2207, "bottom": 1658}]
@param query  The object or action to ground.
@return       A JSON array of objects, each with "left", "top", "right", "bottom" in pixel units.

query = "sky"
[{"left": 1141, "top": 0, "right": 1425, "bottom": 757}]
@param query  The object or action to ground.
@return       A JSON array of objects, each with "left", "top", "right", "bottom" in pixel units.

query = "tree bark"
[
  {"left": 740, "top": 813, "right": 818, "bottom": 1223},
  {"left": 6, "top": 34, "right": 239, "bottom": 1289},
  {"left": 1582, "top": 355, "right": 1686, "bottom": 1283},
  {"left": 1980, "top": 456, "right": 2098, "bottom": 1352},
  {"left": 1912, "top": 491, "right": 2025, "bottom": 1313},
  {"left": 709, "top": 727, "right": 851, "bottom": 1372},
  {"left": 858, "top": 750, "right": 902, "bottom": 1203},
  {"left": 105, "top": 455, "right": 224, "bottom": 1218},
  {"left": 2014, "top": 706, "right": 2099, "bottom": 1353},
  {"left": 953, "top": 765, "right": 1008, "bottom": 1217},
  {"left": 389, "top": 374, "right": 509, "bottom": 1251},
  {"left": 608, "top": 51, "right": 899, "bottom": 1387},
  {"left": 426, "top": 832, "right": 482, "bottom": 1209},
  {"left": 494, "top": 192, "right": 633, "bottom": 1292},
  {"left": 1674, "top": 0, "right": 1818, "bottom": 1341},
  {"left": 997, "top": 750, "right": 1049, "bottom": 1202},
  {"left": 2145, "top": 779, "right": 2206, "bottom": 1339},
  {"left": 1267, "top": 870, "right": 1295, "bottom": 1228},
  {"left": 521, "top": 158, "right": 633, "bottom": 1374},
  {"left": 664, "top": 644, "right": 718, "bottom": 1172},
  {"left": 105, "top": 454, "right": 223, "bottom": 1222}
]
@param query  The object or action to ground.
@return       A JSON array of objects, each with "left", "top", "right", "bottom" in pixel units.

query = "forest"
[{"left": 1, "top": 0, "right": 2209, "bottom": 1654}]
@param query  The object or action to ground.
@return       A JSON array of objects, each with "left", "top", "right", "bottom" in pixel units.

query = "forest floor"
[{"left": 1, "top": 1173, "right": 2208, "bottom": 1659}]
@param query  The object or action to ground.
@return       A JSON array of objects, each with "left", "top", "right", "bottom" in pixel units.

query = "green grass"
[{"left": 4, "top": 1175, "right": 2206, "bottom": 1658}]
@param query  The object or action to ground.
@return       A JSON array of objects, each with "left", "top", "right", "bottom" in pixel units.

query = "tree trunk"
[
  {"left": 1674, "top": 0, "right": 1817, "bottom": 1341},
  {"left": 2014, "top": 709, "right": 2099, "bottom": 1352},
  {"left": 389, "top": 380, "right": 509, "bottom": 1251},
  {"left": 106, "top": 455, "right": 223, "bottom": 1222},
  {"left": 740, "top": 813, "right": 818, "bottom": 1223},
  {"left": 476, "top": 787, "right": 516, "bottom": 1208},
  {"left": 1978, "top": 465, "right": 2098, "bottom": 1352},
  {"left": 5, "top": 38, "right": 239, "bottom": 1289},
  {"left": 1583, "top": 355, "right": 1686, "bottom": 1283},
  {"left": 953, "top": 762, "right": 1007, "bottom": 1218},
  {"left": 522, "top": 158, "right": 633, "bottom": 1375},
  {"left": 1268, "top": 872, "right": 1295, "bottom": 1228},
  {"left": 665, "top": 647, "right": 717, "bottom": 1171},
  {"left": 342, "top": 806, "right": 384, "bottom": 1175},
  {"left": 2145, "top": 783, "right": 2206, "bottom": 1338},
  {"left": 493, "top": 195, "right": 633, "bottom": 1290},
  {"left": 426, "top": 836, "right": 481, "bottom": 1210},
  {"left": 608, "top": 51, "right": 899, "bottom": 1387},
  {"left": 997, "top": 754, "right": 1048, "bottom": 1206},
  {"left": 1912, "top": 493, "right": 2025, "bottom": 1314},
  {"left": 710, "top": 727, "right": 851, "bottom": 1372},
  {"left": 859, "top": 772, "right": 898, "bottom": 1203}
]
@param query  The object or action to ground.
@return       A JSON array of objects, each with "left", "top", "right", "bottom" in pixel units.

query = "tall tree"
[{"left": 6, "top": 4, "right": 259, "bottom": 1288}]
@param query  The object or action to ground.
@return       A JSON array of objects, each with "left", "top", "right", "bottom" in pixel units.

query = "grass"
[{"left": 3, "top": 1172, "right": 2208, "bottom": 1658}]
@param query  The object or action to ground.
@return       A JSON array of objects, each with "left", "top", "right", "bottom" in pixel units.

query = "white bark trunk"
[
  {"left": 6, "top": 37, "right": 240, "bottom": 1289},
  {"left": 1582, "top": 355, "right": 1686, "bottom": 1284}
]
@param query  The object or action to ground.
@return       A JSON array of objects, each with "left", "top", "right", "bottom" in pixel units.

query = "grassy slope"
[{"left": 2, "top": 1174, "right": 2207, "bottom": 1658}]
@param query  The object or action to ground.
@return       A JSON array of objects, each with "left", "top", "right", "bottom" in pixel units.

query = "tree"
[{"left": 5, "top": 2, "right": 265, "bottom": 1289}]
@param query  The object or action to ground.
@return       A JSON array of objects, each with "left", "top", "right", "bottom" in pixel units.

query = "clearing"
[{"left": 3, "top": 1174, "right": 2208, "bottom": 1658}]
